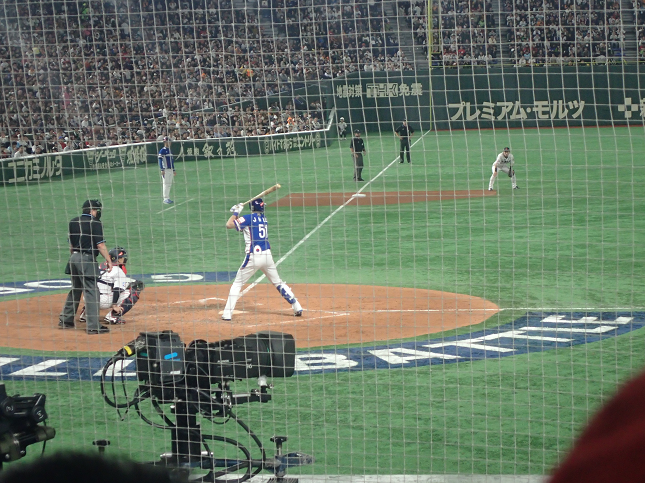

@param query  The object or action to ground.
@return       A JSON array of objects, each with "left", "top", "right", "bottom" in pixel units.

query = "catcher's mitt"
[
  {"left": 129, "top": 280, "right": 145, "bottom": 292},
  {"left": 508, "top": 168, "right": 514, "bottom": 178}
]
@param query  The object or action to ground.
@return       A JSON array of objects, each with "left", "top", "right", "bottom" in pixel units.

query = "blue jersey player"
[
  {"left": 158, "top": 136, "right": 176, "bottom": 204},
  {"left": 222, "top": 198, "right": 303, "bottom": 321}
]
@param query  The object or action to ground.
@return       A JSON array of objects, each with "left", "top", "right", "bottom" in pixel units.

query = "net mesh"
[{"left": 0, "top": 0, "right": 644, "bottom": 481}]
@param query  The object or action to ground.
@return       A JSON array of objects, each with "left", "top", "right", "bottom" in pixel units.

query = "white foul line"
[
  {"left": 240, "top": 133, "right": 429, "bottom": 296},
  {"left": 244, "top": 312, "right": 350, "bottom": 328},
  {"left": 156, "top": 198, "right": 194, "bottom": 215}
]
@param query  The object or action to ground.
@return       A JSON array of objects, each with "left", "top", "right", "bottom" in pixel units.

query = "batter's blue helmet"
[{"left": 249, "top": 198, "right": 265, "bottom": 212}]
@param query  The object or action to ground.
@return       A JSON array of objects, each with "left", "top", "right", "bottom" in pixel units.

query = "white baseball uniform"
[
  {"left": 98, "top": 265, "right": 131, "bottom": 309},
  {"left": 222, "top": 208, "right": 302, "bottom": 320},
  {"left": 489, "top": 151, "right": 518, "bottom": 190}
]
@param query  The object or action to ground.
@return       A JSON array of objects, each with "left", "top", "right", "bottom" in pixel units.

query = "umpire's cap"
[{"left": 82, "top": 199, "right": 102, "bottom": 211}]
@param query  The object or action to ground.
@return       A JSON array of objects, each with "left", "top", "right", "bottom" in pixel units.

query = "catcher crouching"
[{"left": 79, "top": 247, "right": 144, "bottom": 325}]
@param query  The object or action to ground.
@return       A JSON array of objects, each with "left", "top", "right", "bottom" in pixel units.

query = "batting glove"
[{"left": 230, "top": 203, "right": 244, "bottom": 216}]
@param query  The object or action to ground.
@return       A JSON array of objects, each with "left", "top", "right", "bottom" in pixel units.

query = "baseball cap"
[
  {"left": 163, "top": 136, "right": 169, "bottom": 141},
  {"left": 504, "top": 146, "right": 510, "bottom": 151}
]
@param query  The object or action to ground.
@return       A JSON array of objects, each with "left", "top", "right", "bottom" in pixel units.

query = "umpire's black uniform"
[
  {"left": 59, "top": 199, "right": 109, "bottom": 334},
  {"left": 395, "top": 121, "right": 414, "bottom": 163},
  {"left": 350, "top": 130, "right": 366, "bottom": 181}
]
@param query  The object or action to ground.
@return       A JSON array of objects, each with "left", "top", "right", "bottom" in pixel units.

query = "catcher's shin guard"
[
  {"left": 277, "top": 283, "right": 297, "bottom": 304},
  {"left": 120, "top": 282, "right": 143, "bottom": 315}
]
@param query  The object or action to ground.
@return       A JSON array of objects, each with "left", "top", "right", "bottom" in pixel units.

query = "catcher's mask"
[
  {"left": 249, "top": 198, "right": 265, "bottom": 212},
  {"left": 108, "top": 247, "right": 128, "bottom": 265}
]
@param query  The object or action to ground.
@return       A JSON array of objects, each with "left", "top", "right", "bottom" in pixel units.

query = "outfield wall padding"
[
  {"left": 0, "top": 130, "right": 333, "bottom": 186},
  {"left": 331, "top": 65, "right": 645, "bottom": 132}
]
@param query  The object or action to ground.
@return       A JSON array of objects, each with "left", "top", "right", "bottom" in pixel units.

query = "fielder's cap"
[
  {"left": 82, "top": 199, "right": 102, "bottom": 210},
  {"left": 354, "top": 129, "right": 360, "bottom": 134},
  {"left": 340, "top": 117, "right": 344, "bottom": 121},
  {"left": 163, "top": 136, "right": 169, "bottom": 141},
  {"left": 504, "top": 146, "right": 510, "bottom": 151}
]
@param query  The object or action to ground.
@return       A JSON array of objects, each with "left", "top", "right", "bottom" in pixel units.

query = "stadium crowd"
[
  {"left": 637, "top": 0, "right": 645, "bottom": 58},
  {"left": 0, "top": 0, "right": 637, "bottom": 153},
  {"left": 503, "top": 0, "right": 625, "bottom": 65},
  {"left": 431, "top": 0, "right": 499, "bottom": 66},
  {"left": 410, "top": 0, "right": 627, "bottom": 66},
  {"left": 0, "top": 0, "right": 412, "bottom": 153}
]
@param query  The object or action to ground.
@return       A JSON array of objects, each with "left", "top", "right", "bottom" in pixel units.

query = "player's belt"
[{"left": 97, "top": 279, "right": 114, "bottom": 287}]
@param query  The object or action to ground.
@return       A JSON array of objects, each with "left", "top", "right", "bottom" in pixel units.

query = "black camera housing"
[
  {"left": 185, "top": 331, "right": 296, "bottom": 388},
  {"left": 0, "top": 383, "right": 56, "bottom": 467},
  {"left": 133, "top": 330, "right": 295, "bottom": 402}
]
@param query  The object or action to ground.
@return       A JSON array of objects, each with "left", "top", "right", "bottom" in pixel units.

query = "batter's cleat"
[
  {"left": 357, "top": 178, "right": 365, "bottom": 181},
  {"left": 292, "top": 301, "right": 303, "bottom": 316},
  {"left": 221, "top": 316, "right": 231, "bottom": 321},
  {"left": 87, "top": 326, "right": 110, "bottom": 335},
  {"left": 104, "top": 311, "right": 126, "bottom": 325},
  {"left": 79, "top": 307, "right": 86, "bottom": 322},
  {"left": 221, "top": 311, "right": 232, "bottom": 321},
  {"left": 488, "top": 188, "right": 493, "bottom": 191},
  {"left": 163, "top": 199, "right": 174, "bottom": 204},
  {"left": 513, "top": 186, "right": 520, "bottom": 189}
]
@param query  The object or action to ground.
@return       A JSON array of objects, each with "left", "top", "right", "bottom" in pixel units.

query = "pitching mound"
[
  {"left": 272, "top": 190, "right": 495, "bottom": 207},
  {"left": 0, "top": 284, "right": 499, "bottom": 352}
]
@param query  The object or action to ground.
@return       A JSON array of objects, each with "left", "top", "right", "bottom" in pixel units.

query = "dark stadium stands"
[{"left": 0, "top": 0, "right": 638, "bottom": 152}]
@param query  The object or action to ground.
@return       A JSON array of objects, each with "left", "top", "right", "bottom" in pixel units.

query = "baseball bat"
[{"left": 241, "top": 184, "right": 281, "bottom": 205}]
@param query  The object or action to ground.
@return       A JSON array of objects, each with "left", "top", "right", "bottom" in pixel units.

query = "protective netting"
[{"left": 1, "top": 1, "right": 644, "bottom": 482}]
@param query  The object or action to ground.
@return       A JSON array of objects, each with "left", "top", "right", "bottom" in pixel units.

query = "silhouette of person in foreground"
[
  {"left": 0, "top": 451, "right": 177, "bottom": 483},
  {"left": 550, "top": 368, "right": 645, "bottom": 482}
]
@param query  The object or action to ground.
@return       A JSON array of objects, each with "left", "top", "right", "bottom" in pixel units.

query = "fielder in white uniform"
[
  {"left": 222, "top": 198, "right": 303, "bottom": 321},
  {"left": 158, "top": 136, "right": 176, "bottom": 204},
  {"left": 489, "top": 147, "right": 520, "bottom": 191}
]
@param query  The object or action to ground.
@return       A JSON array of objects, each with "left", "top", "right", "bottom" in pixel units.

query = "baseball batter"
[
  {"left": 489, "top": 147, "right": 520, "bottom": 191},
  {"left": 221, "top": 198, "right": 303, "bottom": 321},
  {"left": 79, "top": 247, "right": 145, "bottom": 325},
  {"left": 158, "top": 136, "right": 176, "bottom": 204}
]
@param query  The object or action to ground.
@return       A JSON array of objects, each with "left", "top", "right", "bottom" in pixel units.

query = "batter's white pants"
[
  {"left": 99, "top": 289, "right": 131, "bottom": 309},
  {"left": 489, "top": 165, "right": 517, "bottom": 190},
  {"left": 162, "top": 169, "right": 174, "bottom": 200},
  {"left": 223, "top": 249, "right": 302, "bottom": 319}
]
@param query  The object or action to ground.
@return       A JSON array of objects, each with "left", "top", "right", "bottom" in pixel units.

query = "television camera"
[
  {"left": 0, "top": 383, "right": 56, "bottom": 471},
  {"left": 100, "top": 330, "right": 312, "bottom": 483}
]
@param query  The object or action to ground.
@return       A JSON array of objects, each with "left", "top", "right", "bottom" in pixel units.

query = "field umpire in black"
[
  {"left": 350, "top": 129, "right": 366, "bottom": 181},
  {"left": 59, "top": 199, "right": 113, "bottom": 334},
  {"left": 395, "top": 120, "right": 414, "bottom": 163}
]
